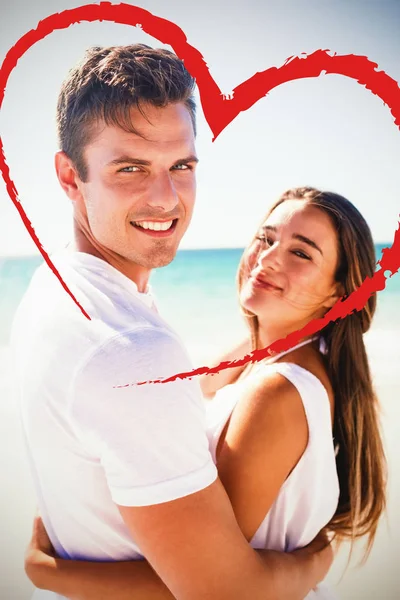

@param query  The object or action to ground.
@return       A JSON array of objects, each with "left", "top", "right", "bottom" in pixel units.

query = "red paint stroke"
[
  {"left": 0, "top": 140, "right": 91, "bottom": 319},
  {"left": 117, "top": 223, "right": 400, "bottom": 387},
  {"left": 0, "top": 3, "right": 399, "bottom": 369}
]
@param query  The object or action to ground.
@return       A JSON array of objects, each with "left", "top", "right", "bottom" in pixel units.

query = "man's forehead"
[
  {"left": 86, "top": 120, "right": 196, "bottom": 164},
  {"left": 96, "top": 126, "right": 195, "bottom": 147},
  {"left": 89, "top": 105, "right": 194, "bottom": 151},
  {"left": 120, "top": 102, "right": 193, "bottom": 138}
]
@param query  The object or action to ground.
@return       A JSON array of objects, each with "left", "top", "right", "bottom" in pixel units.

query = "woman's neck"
[
  {"left": 257, "top": 322, "right": 291, "bottom": 349},
  {"left": 256, "top": 317, "right": 314, "bottom": 350}
]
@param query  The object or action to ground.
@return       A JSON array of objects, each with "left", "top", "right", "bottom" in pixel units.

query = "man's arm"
[
  {"left": 26, "top": 486, "right": 332, "bottom": 600},
  {"left": 115, "top": 478, "right": 330, "bottom": 600},
  {"left": 26, "top": 330, "right": 332, "bottom": 599}
]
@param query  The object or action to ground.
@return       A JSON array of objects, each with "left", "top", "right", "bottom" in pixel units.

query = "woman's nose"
[{"left": 258, "top": 242, "right": 281, "bottom": 271}]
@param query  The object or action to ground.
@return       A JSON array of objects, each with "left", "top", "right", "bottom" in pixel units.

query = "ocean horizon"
[{"left": 1, "top": 244, "right": 399, "bottom": 350}]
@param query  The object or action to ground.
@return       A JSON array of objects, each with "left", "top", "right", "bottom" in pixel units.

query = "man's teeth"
[{"left": 134, "top": 220, "right": 173, "bottom": 231}]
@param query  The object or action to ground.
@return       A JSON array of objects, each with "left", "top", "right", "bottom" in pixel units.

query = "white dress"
[{"left": 206, "top": 345, "right": 340, "bottom": 599}]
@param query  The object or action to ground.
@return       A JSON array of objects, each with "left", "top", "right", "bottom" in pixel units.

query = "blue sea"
[{"left": 0, "top": 244, "right": 399, "bottom": 363}]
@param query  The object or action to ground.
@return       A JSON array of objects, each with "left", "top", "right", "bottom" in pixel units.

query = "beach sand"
[{"left": 0, "top": 330, "right": 399, "bottom": 599}]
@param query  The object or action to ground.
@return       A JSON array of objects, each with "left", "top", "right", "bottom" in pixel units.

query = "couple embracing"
[{"left": 12, "top": 44, "right": 386, "bottom": 600}]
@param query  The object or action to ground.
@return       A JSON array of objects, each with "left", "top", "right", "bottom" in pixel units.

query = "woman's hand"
[
  {"left": 24, "top": 514, "right": 55, "bottom": 589},
  {"left": 23, "top": 515, "right": 176, "bottom": 600}
]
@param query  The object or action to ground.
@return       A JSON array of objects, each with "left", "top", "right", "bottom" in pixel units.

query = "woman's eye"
[
  {"left": 293, "top": 250, "right": 311, "bottom": 260},
  {"left": 256, "top": 234, "right": 274, "bottom": 246}
]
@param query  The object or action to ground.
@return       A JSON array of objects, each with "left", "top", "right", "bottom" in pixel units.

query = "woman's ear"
[{"left": 323, "top": 282, "right": 345, "bottom": 309}]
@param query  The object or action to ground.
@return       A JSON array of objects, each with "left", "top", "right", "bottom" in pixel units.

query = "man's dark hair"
[{"left": 56, "top": 44, "right": 197, "bottom": 181}]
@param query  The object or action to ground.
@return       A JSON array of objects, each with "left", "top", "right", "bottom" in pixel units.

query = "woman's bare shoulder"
[
  {"left": 200, "top": 336, "right": 252, "bottom": 399},
  {"left": 274, "top": 343, "right": 334, "bottom": 422}
]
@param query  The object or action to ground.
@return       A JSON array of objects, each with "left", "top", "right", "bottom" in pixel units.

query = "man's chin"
[
  {"left": 136, "top": 250, "right": 177, "bottom": 270},
  {"left": 148, "top": 255, "right": 175, "bottom": 269}
]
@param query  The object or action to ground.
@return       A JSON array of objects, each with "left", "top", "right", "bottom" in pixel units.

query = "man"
[{"left": 13, "top": 44, "right": 332, "bottom": 599}]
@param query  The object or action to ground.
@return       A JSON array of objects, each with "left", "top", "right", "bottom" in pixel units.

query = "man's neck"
[{"left": 69, "top": 231, "right": 151, "bottom": 294}]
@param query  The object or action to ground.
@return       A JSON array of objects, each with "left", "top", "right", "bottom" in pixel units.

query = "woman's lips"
[{"left": 251, "top": 275, "right": 282, "bottom": 292}]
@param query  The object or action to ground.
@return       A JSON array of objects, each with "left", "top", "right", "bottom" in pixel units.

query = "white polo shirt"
[{"left": 11, "top": 251, "right": 217, "bottom": 562}]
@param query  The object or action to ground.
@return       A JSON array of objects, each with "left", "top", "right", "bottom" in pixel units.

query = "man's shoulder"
[
  {"left": 74, "top": 324, "right": 191, "bottom": 390},
  {"left": 11, "top": 255, "right": 184, "bottom": 383},
  {"left": 13, "top": 252, "right": 164, "bottom": 338}
]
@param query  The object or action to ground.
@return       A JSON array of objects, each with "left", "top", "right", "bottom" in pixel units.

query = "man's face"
[{"left": 71, "top": 103, "right": 197, "bottom": 282}]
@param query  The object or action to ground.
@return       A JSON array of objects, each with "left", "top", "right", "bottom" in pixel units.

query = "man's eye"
[
  {"left": 172, "top": 163, "right": 191, "bottom": 170},
  {"left": 118, "top": 166, "right": 141, "bottom": 173}
]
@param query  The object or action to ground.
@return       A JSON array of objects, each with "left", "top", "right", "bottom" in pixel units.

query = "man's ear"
[
  {"left": 55, "top": 151, "right": 84, "bottom": 203},
  {"left": 323, "top": 282, "right": 345, "bottom": 309}
]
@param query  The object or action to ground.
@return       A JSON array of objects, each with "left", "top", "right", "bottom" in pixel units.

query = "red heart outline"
[{"left": 1, "top": 2, "right": 399, "bottom": 382}]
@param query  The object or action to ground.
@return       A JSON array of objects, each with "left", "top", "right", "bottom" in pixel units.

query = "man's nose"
[{"left": 146, "top": 172, "right": 179, "bottom": 211}]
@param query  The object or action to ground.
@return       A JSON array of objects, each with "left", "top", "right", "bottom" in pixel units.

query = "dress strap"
[{"left": 263, "top": 336, "right": 318, "bottom": 365}]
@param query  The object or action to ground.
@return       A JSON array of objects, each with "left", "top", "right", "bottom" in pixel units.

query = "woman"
[{"left": 25, "top": 187, "right": 386, "bottom": 599}]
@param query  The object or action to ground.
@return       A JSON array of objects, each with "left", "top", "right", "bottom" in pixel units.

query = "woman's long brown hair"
[{"left": 237, "top": 187, "right": 387, "bottom": 560}]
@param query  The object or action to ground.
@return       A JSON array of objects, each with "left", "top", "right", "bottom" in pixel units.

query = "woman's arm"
[
  {"left": 215, "top": 370, "right": 310, "bottom": 540},
  {"left": 25, "top": 527, "right": 173, "bottom": 600},
  {"left": 200, "top": 336, "right": 252, "bottom": 399},
  {"left": 26, "top": 514, "right": 332, "bottom": 600}
]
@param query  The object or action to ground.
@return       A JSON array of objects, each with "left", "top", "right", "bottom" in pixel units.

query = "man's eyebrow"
[
  {"left": 173, "top": 155, "right": 199, "bottom": 165},
  {"left": 107, "top": 155, "right": 199, "bottom": 167},
  {"left": 107, "top": 156, "right": 151, "bottom": 167},
  {"left": 262, "top": 226, "right": 323, "bottom": 255}
]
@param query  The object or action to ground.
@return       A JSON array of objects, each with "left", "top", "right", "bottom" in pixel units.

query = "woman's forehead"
[{"left": 264, "top": 200, "right": 333, "bottom": 232}]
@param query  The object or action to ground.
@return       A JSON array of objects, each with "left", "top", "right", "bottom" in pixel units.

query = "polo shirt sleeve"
[{"left": 68, "top": 327, "right": 217, "bottom": 507}]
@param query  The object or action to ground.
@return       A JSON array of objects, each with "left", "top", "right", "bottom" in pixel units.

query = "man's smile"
[{"left": 130, "top": 219, "right": 178, "bottom": 237}]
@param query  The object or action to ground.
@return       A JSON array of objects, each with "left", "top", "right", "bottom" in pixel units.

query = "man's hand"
[{"left": 25, "top": 514, "right": 55, "bottom": 589}]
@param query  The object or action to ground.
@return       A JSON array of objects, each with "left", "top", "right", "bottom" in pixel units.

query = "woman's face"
[{"left": 240, "top": 199, "right": 342, "bottom": 333}]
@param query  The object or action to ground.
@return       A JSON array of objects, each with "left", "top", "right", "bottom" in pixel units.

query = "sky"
[{"left": 0, "top": 0, "right": 399, "bottom": 255}]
